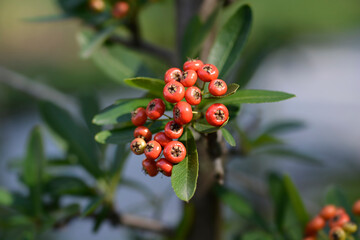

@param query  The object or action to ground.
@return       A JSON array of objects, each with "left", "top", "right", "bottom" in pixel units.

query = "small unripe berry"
[
  {"left": 343, "top": 222, "right": 358, "bottom": 233},
  {"left": 329, "top": 227, "right": 346, "bottom": 240},
  {"left": 89, "top": 0, "right": 105, "bottom": 12},
  {"left": 130, "top": 138, "right": 146, "bottom": 155}
]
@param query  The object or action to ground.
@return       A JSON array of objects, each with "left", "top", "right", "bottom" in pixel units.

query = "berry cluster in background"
[
  {"left": 130, "top": 59, "right": 230, "bottom": 177},
  {"left": 89, "top": 0, "right": 130, "bottom": 18},
  {"left": 304, "top": 199, "right": 360, "bottom": 240}
]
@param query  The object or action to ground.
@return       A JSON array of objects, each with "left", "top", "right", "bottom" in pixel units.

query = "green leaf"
[
  {"left": 283, "top": 175, "right": 309, "bottom": 229},
  {"left": 81, "top": 197, "right": 104, "bottom": 217},
  {"left": 181, "top": 7, "right": 220, "bottom": 61},
  {"left": 39, "top": 101, "right": 102, "bottom": 178},
  {"left": 254, "top": 147, "right": 322, "bottom": 165},
  {"left": 251, "top": 134, "right": 284, "bottom": 148},
  {"left": 221, "top": 128, "right": 236, "bottom": 147},
  {"left": 172, "top": 204, "right": 195, "bottom": 240},
  {"left": 263, "top": 120, "right": 305, "bottom": 135},
  {"left": 109, "top": 144, "right": 130, "bottom": 177},
  {"left": 0, "top": 188, "right": 13, "bottom": 206},
  {"left": 92, "top": 98, "right": 152, "bottom": 125},
  {"left": 207, "top": 5, "right": 252, "bottom": 78},
  {"left": 79, "top": 94, "right": 101, "bottom": 136},
  {"left": 193, "top": 118, "right": 229, "bottom": 134},
  {"left": 80, "top": 26, "right": 117, "bottom": 59},
  {"left": 124, "top": 77, "right": 165, "bottom": 97},
  {"left": 206, "top": 83, "right": 240, "bottom": 99},
  {"left": 242, "top": 231, "right": 274, "bottom": 240},
  {"left": 199, "top": 89, "right": 295, "bottom": 109},
  {"left": 44, "top": 176, "right": 95, "bottom": 197},
  {"left": 171, "top": 128, "right": 199, "bottom": 202},
  {"left": 267, "top": 173, "right": 288, "bottom": 234},
  {"left": 214, "top": 185, "right": 269, "bottom": 231},
  {"left": 23, "top": 126, "right": 45, "bottom": 217}
]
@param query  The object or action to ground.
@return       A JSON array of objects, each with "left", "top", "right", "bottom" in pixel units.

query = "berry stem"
[
  {"left": 163, "top": 113, "right": 172, "bottom": 119},
  {"left": 147, "top": 121, "right": 155, "bottom": 128}
]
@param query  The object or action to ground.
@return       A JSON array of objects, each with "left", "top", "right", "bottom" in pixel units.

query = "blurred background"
[{"left": 0, "top": 0, "right": 360, "bottom": 239}]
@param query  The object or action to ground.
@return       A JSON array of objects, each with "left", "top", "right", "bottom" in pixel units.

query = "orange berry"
[
  {"left": 303, "top": 236, "right": 317, "bottom": 240},
  {"left": 320, "top": 205, "right": 337, "bottom": 220},
  {"left": 329, "top": 208, "right": 350, "bottom": 229},
  {"left": 352, "top": 199, "right": 360, "bottom": 216},
  {"left": 305, "top": 215, "right": 325, "bottom": 236}
]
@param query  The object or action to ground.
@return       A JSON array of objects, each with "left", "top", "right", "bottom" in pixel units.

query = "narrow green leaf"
[
  {"left": 267, "top": 173, "right": 288, "bottom": 233},
  {"left": 263, "top": 120, "right": 305, "bottom": 135},
  {"left": 171, "top": 128, "right": 199, "bottom": 202},
  {"left": 124, "top": 77, "right": 165, "bottom": 97},
  {"left": 82, "top": 197, "right": 104, "bottom": 217},
  {"left": 39, "top": 101, "right": 102, "bottom": 178},
  {"left": 221, "top": 128, "right": 236, "bottom": 147},
  {"left": 214, "top": 185, "right": 269, "bottom": 231},
  {"left": 80, "top": 26, "right": 117, "bottom": 59},
  {"left": 92, "top": 98, "right": 152, "bottom": 125},
  {"left": 252, "top": 134, "right": 284, "bottom": 148},
  {"left": 325, "top": 186, "right": 354, "bottom": 219},
  {"left": 199, "top": 89, "right": 295, "bottom": 109},
  {"left": 0, "top": 188, "right": 13, "bottom": 206},
  {"left": 193, "top": 118, "right": 229, "bottom": 134},
  {"left": 109, "top": 144, "right": 130, "bottom": 177},
  {"left": 206, "top": 83, "right": 239, "bottom": 99},
  {"left": 242, "top": 231, "right": 273, "bottom": 240},
  {"left": 283, "top": 175, "right": 309, "bottom": 229},
  {"left": 23, "top": 126, "right": 45, "bottom": 217},
  {"left": 172, "top": 204, "right": 195, "bottom": 240},
  {"left": 79, "top": 94, "right": 101, "bottom": 136},
  {"left": 207, "top": 5, "right": 252, "bottom": 78},
  {"left": 44, "top": 176, "right": 95, "bottom": 197}
]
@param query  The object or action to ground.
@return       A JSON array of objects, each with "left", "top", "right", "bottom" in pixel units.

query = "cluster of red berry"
[
  {"left": 89, "top": 0, "right": 129, "bottom": 18},
  {"left": 304, "top": 199, "right": 360, "bottom": 240},
  {"left": 129, "top": 59, "right": 229, "bottom": 177}
]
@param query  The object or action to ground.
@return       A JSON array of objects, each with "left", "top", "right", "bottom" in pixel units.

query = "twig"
[{"left": 0, "top": 66, "right": 78, "bottom": 114}]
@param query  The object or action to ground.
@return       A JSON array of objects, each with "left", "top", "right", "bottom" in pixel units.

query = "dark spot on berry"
[
  {"left": 172, "top": 72, "right": 181, "bottom": 81},
  {"left": 149, "top": 102, "right": 155, "bottom": 111},
  {"left": 214, "top": 109, "right": 225, "bottom": 120},
  {"left": 132, "top": 141, "right": 142, "bottom": 152},
  {"left": 192, "top": 89, "right": 200, "bottom": 100},
  {"left": 203, "top": 65, "right": 212, "bottom": 73},
  {"left": 215, "top": 80, "right": 223, "bottom": 88},
  {"left": 171, "top": 146, "right": 182, "bottom": 157},
  {"left": 168, "top": 84, "right": 177, "bottom": 94},
  {"left": 174, "top": 108, "right": 180, "bottom": 118},
  {"left": 331, "top": 232, "right": 340, "bottom": 240},
  {"left": 131, "top": 109, "right": 138, "bottom": 118},
  {"left": 182, "top": 71, "right": 188, "bottom": 79},
  {"left": 145, "top": 143, "right": 154, "bottom": 153},
  {"left": 170, "top": 122, "right": 182, "bottom": 132}
]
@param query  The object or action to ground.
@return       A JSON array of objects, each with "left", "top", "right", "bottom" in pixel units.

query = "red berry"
[
  {"left": 163, "top": 81, "right": 185, "bottom": 103},
  {"left": 173, "top": 101, "right": 193, "bottom": 125},
  {"left": 183, "top": 59, "right": 204, "bottom": 72},
  {"left": 156, "top": 158, "right": 173, "bottom": 177},
  {"left": 206, "top": 103, "right": 229, "bottom": 126},
  {"left": 320, "top": 205, "right": 337, "bottom": 220},
  {"left": 208, "top": 79, "right": 227, "bottom": 96},
  {"left": 144, "top": 140, "right": 162, "bottom": 160},
  {"left": 130, "top": 138, "right": 146, "bottom": 155},
  {"left": 154, "top": 132, "right": 172, "bottom": 148},
  {"left": 353, "top": 199, "right": 360, "bottom": 215},
  {"left": 164, "top": 141, "right": 186, "bottom": 164},
  {"left": 197, "top": 64, "right": 219, "bottom": 82},
  {"left": 305, "top": 215, "right": 325, "bottom": 236},
  {"left": 112, "top": 1, "right": 129, "bottom": 18},
  {"left": 185, "top": 86, "right": 202, "bottom": 105},
  {"left": 142, "top": 158, "right": 158, "bottom": 177},
  {"left": 134, "top": 126, "right": 152, "bottom": 142},
  {"left": 180, "top": 70, "right": 197, "bottom": 87},
  {"left": 329, "top": 209, "right": 350, "bottom": 229},
  {"left": 131, "top": 107, "right": 147, "bottom": 126},
  {"left": 164, "top": 121, "right": 183, "bottom": 139},
  {"left": 164, "top": 68, "right": 182, "bottom": 84},
  {"left": 146, "top": 98, "right": 165, "bottom": 120}
]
